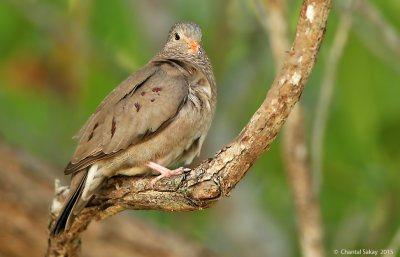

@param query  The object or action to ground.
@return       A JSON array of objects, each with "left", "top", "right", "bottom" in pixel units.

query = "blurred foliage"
[{"left": 0, "top": 0, "right": 399, "bottom": 256}]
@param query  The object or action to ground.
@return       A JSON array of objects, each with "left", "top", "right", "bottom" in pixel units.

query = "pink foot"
[{"left": 146, "top": 161, "right": 190, "bottom": 188}]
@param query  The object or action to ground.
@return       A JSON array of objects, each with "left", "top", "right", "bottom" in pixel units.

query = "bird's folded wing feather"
[{"left": 65, "top": 60, "right": 189, "bottom": 175}]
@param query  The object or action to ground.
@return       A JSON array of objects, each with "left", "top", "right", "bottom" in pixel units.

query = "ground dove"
[{"left": 51, "top": 21, "right": 216, "bottom": 235}]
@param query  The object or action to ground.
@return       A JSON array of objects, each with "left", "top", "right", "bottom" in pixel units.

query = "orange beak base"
[{"left": 190, "top": 41, "right": 200, "bottom": 53}]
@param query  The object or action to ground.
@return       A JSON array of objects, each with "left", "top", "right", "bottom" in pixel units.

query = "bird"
[{"left": 50, "top": 21, "right": 216, "bottom": 236}]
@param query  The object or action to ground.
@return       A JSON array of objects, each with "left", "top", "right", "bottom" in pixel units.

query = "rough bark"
[{"left": 47, "top": 0, "right": 332, "bottom": 255}]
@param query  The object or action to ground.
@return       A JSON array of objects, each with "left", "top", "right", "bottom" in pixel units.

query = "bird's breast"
[{"left": 100, "top": 62, "right": 216, "bottom": 177}]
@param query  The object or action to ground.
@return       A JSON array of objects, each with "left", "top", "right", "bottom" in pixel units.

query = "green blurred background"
[{"left": 0, "top": 0, "right": 399, "bottom": 256}]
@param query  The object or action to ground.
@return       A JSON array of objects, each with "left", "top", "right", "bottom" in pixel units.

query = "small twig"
[
  {"left": 356, "top": 0, "right": 400, "bottom": 57},
  {"left": 47, "top": 0, "right": 332, "bottom": 256},
  {"left": 311, "top": 1, "right": 355, "bottom": 193}
]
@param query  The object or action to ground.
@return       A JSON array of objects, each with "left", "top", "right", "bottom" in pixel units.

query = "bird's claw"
[
  {"left": 183, "top": 168, "right": 192, "bottom": 173},
  {"left": 150, "top": 166, "right": 187, "bottom": 188}
]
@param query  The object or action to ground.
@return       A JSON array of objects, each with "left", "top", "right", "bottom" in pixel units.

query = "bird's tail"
[{"left": 50, "top": 170, "right": 88, "bottom": 236}]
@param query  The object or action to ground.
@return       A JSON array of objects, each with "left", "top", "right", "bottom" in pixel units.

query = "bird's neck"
[{"left": 153, "top": 50, "right": 216, "bottom": 91}]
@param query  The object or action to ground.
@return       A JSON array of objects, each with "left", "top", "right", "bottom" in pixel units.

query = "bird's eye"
[{"left": 174, "top": 33, "right": 180, "bottom": 40}]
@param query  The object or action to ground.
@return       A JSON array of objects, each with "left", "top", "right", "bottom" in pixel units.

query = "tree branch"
[
  {"left": 47, "top": 0, "right": 332, "bottom": 255},
  {"left": 254, "top": 0, "right": 289, "bottom": 70},
  {"left": 0, "top": 141, "right": 217, "bottom": 257},
  {"left": 256, "top": 0, "right": 326, "bottom": 256},
  {"left": 283, "top": 105, "right": 325, "bottom": 257},
  {"left": 311, "top": 1, "right": 355, "bottom": 192},
  {"left": 257, "top": 0, "right": 326, "bottom": 256}
]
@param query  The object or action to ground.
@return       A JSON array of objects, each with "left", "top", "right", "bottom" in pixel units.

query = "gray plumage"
[{"left": 51, "top": 21, "right": 216, "bottom": 235}]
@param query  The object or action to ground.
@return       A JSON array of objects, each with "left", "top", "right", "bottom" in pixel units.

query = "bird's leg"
[{"left": 146, "top": 161, "right": 190, "bottom": 187}]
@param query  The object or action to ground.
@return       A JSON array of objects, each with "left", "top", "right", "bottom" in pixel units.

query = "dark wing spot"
[
  {"left": 134, "top": 102, "right": 141, "bottom": 112},
  {"left": 87, "top": 132, "right": 94, "bottom": 142},
  {"left": 150, "top": 98, "right": 155, "bottom": 102},
  {"left": 152, "top": 87, "right": 162, "bottom": 92},
  {"left": 111, "top": 117, "right": 116, "bottom": 138},
  {"left": 141, "top": 91, "right": 146, "bottom": 96},
  {"left": 87, "top": 122, "right": 99, "bottom": 142},
  {"left": 118, "top": 71, "right": 156, "bottom": 103}
]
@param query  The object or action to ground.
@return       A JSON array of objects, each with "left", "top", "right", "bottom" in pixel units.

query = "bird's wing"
[{"left": 65, "top": 60, "right": 189, "bottom": 175}]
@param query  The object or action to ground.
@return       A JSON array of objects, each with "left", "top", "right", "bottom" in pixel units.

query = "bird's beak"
[{"left": 189, "top": 41, "right": 202, "bottom": 55}]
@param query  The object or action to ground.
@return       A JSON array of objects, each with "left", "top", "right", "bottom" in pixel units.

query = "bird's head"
[{"left": 165, "top": 21, "right": 203, "bottom": 56}]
